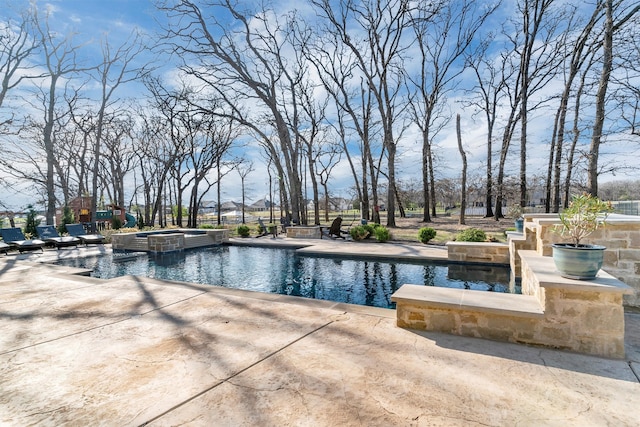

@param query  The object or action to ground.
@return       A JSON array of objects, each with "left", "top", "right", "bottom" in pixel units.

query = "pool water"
[{"left": 56, "top": 246, "right": 517, "bottom": 309}]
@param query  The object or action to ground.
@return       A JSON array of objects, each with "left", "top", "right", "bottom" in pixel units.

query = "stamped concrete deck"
[{"left": 1, "top": 239, "right": 639, "bottom": 426}]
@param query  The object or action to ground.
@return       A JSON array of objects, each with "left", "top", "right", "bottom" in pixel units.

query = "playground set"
[{"left": 58, "top": 196, "right": 136, "bottom": 230}]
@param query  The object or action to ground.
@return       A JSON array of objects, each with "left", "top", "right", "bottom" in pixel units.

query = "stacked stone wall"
[
  {"left": 148, "top": 233, "right": 185, "bottom": 253},
  {"left": 518, "top": 215, "right": 640, "bottom": 307},
  {"left": 393, "top": 251, "right": 631, "bottom": 358},
  {"left": 447, "top": 242, "right": 509, "bottom": 265},
  {"left": 286, "top": 226, "right": 322, "bottom": 239}
]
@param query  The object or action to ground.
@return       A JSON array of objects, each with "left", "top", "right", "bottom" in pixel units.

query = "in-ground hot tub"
[{"left": 111, "top": 229, "right": 230, "bottom": 253}]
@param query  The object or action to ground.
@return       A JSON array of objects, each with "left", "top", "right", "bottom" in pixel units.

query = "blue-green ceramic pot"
[
  {"left": 515, "top": 218, "right": 524, "bottom": 233},
  {"left": 552, "top": 243, "right": 606, "bottom": 280}
]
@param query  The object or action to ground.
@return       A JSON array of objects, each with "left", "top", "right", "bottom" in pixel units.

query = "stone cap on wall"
[{"left": 520, "top": 250, "right": 633, "bottom": 295}]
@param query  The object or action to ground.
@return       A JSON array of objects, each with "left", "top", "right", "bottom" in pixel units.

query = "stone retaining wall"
[
  {"left": 519, "top": 251, "right": 630, "bottom": 357},
  {"left": 286, "top": 226, "right": 322, "bottom": 239},
  {"left": 446, "top": 241, "right": 510, "bottom": 265},
  {"left": 393, "top": 250, "right": 632, "bottom": 358},
  {"left": 512, "top": 213, "right": 640, "bottom": 307}
]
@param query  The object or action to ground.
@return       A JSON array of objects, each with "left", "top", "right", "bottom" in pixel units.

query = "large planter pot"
[
  {"left": 514, "top": 218, "right": 524, "bottom": 233},
  {"left": 552, "top": 243, "right": 606, "bottom": 280}
]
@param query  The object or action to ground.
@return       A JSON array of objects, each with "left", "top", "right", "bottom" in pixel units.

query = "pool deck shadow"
[{"left": 1, "top": 241, "right": 639, "bottom": 425}]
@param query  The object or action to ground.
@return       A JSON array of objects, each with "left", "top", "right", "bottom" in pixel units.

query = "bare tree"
[
  {"left": 186, "top": 113, "right": 238, "bottom": 228},
  {"left": 562, "top": 55, "right": 596, "bottom": 207},
  {"left": 615, "top": 13, "right": 640, "bottom": 139},
  {"left": 308, "top": 38, "right": 382, "bottom": 223},
  {"left": 160, "top": 0, "right": 309, "bottom": 224},
  {"left": 494, "top": 0, "right": 566, "bottom": 219},
  {"left": 236, "top": 160, "right": 254, "bottom": 224},
  {"left": 33, "top": 8, "right": 90, "bottom": 224},
  {"left": 132, "top": 107, "right": 176, "bottom": 227},
  {"left": 466, "top": 40, "right": 507, "bottom": 218},
  {"left": 587, "top": 0, "right": 640, "bottom": 195},
  {"left": 311, "top": 0, "right": 414, "bottom": 227},
  {"left": 88, "top": 32, "right": 146, "bottom": 231},
  {"left": 315, "top": 139, "right": 342, "bottom": 223},
  {"left": 407, "top": 0, "right": 497, "bottom": 222},
  {"left": 545, "top": 4, "right": 604, "bottom": 212},
  {"left": 297, "top": 80, "right": 330, "bottom": 225},
  {"left": 515, "top": 0, "right": 569, "bottom": 210},
  {"left": 99, "top": 114, "right": 138, "bottom": 209},
  {"left": 0, "top": 6, "right": 40, "bottom": 116}
]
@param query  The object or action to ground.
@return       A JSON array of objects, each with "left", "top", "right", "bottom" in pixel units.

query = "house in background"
[
  {"left": 220, "top": 201, "right": 243, "bottom": 212},
  {"left": 199, "top": 200, "right": 217, "bottom": 215},
  {"left": 249, "top": 198, "right": 277, "bottom": 212}
]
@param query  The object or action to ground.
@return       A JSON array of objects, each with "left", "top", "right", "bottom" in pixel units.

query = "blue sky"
[{"left": 45, "top": 0, "right": 159, "bottom": 32}]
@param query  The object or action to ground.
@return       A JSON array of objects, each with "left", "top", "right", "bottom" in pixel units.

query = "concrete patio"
[{"left": 1, "top": 241, "right": 639, "bottom": 426}]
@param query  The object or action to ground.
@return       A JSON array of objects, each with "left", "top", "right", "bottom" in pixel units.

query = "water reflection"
[{"left": 55, "top": 246, "right": 515, "bottom": 309}]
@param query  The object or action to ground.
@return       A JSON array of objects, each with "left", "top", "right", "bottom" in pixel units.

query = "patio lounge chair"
[
  {"left": 36, "top": 225, "right": 80, "bottom": 249},
  {"left": 324, "top": 216, "right": 345, "bottom": 239},
  {"left": 257, "top": 218, "right": 274, "bottom": 238},
  {"left": 66, "top": 223, "right": 105, "bottom": 245},
  {"left": 280, "top": 216, "right": 291, "bottom": 234},
  {"left": 0, "top": 227, "right": 45, "bottom": 253}
]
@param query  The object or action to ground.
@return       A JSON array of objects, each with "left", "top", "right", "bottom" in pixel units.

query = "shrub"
[
  {"left": 199, "top": 224, "right": 216, "bottom": 229},
  {"left": 363, "top": 223, "right": 377, "bottom": 236},
  {"left": 418, "top": 227, "right": 437, "bottom": 244},
  {"left": 349, "top": 225, "right": 370, "bottom": 241},
  {"left": 111, "top": 216, "right": 122, "bottom": 230},
  {"left": 24, "top": 204, "right": 40, "bottom": 238},
  {"left": 374, "top": 226, "right": 390, "bottom": 242},
  {"left": 455, "top": 228, "right": 487, "bottom": 242},
  {"left": 136, "top": 211, "right": 145, "bottom": 229},
  {"left": 102, "top": 227, "right": 139, "bottom": 244},
  {"left": 58, "top": 205, "right": 74, "bottom": 234},
  {"left": 237, "top": 225, "right": 250, "bottom": 237}
]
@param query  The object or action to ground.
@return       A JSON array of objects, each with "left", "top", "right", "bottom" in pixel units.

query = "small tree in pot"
[
  {"left": 508, "top": 204, "right": 524, "bottom": 233},
  {"left": 552, "top": 193, "right": 614, "bottom": 279}
]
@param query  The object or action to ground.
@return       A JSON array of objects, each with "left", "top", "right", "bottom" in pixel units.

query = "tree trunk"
[
  {"left": 485, "top": 127, "right": 494, "bottom": 218},
  {"left": 308, "top": 156, "right": 321, "bottom": 225},
  {"left": 421, "top": 130, "right": 432, "bottom": 222},
  {"left": 587, "top": 0, "right": 613, "bottom": 196},
  {"left": 44, "top": 78, "right": 57, "bottom": 225},
  {"left": 428, "top": 144, "right": 437, "bottom": 218},
  {"left": 456, "top": 114, "right": 467, "bottom": 225},
  {"left": 385, "top": 132, "right": 396, "bottom": 228},
  {"left": 545, "top": 106, "right": 560, "bottom": 213}
]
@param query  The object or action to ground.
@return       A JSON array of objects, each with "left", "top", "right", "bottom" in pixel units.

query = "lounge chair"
[
  {"left": 66, "top": 223, "right": 105, "bottom": 245},
  {"left": 0, "top": 241, "right": 10, "bottom": 254},
  {"left": 36, "top": 225, "right": 80, "bottom": 249},
  {"left": 324, "top": 216, "right": 345, "bottom": 239},
  {"left": 256, "top": 218, "right": 270, "bottom": 238},
  {"left": 280, "top": 216, "right": 291, "bottom": 234},
  {"left": 0, "top": 227, "right": 45, "bottom": 253}
]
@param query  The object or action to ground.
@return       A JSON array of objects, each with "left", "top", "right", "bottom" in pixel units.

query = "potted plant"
[
  {"left": 551, "top": 193, "right": 613, "bottom": 279},
  {"left": 508, "top": 204, "right": 524, "bottom": 233}
]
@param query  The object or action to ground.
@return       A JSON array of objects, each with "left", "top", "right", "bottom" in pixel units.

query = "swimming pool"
[{"left": 56, "top": 245, "right": 516, "bottom": 308}]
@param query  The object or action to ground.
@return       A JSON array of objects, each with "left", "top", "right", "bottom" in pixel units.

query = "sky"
[{"left": 1, "top": 0, "right": 639, "bottom": 213}]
